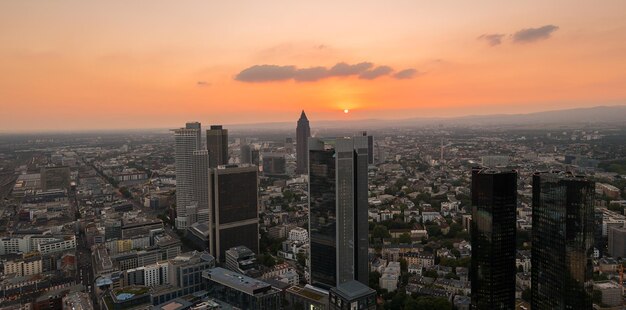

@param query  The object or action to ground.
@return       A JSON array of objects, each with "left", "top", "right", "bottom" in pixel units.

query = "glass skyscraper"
[
  {"left": 531, "top": 172, "right": 594, "bottom": 310},
  {"left": 206, "top": 125, "right": 229, "bottom": 168},
  {"left": 470, "top": 168, "right": 517, "bottom": 310},
  {"left": 308, "top": 135, "right": 369, "bottom": 290}
]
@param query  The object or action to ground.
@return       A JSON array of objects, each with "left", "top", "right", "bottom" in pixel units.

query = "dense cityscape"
[
  {"left": 2, "top": 2, "right": 626, "bottom": 309},
  {"left": 0, "top": 110, "right": 625, "bottom": 309}
]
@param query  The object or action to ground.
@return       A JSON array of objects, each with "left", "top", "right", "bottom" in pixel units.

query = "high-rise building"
[
  {"left": 173, "top": 128, "right": 200, "bottom": 230},
  {"left": 531, "top": 172, "right": 594, "bottom": 310},
  {"left": 361, "top": 131, "right": 374, "bottom": 165},
  {"left": 470, "top": 168, "right": 517, "bottom": 310},
  {"left": 296, "top": 110, "right": 311, "bottom": 174},
  {"left": 192, "top": 150, "right": 210, "bottom": 225},
  {"left": 608, "top": 226, "right": 626, "bottom": 258},
  {"left": 40, "top": 166, "right": 71, "bottom": 191},
  {"left": 262, "top": 153, "right": 287, "bottom": 176},
  {"left": 185, "top": 122, "right": 202, "bottom": 150},
  {"left": 240, "top": 144, "right": 252, "bottom": 164},
  {"left": 206, "top": 125, "right": 229, "bottom": 168},
  {"left": 308, "top": 135, "right": 369, "bottom": 290},
  {"left": 210, "top": 165, "right": 259, "bottom": 262}
]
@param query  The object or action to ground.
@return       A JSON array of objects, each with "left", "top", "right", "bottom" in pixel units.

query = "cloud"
[
  {"left": 478, "top": 33, "right": 505, "bottom": 46},
  {"left": 294, "top": 66, "right": 328, "bottom": 82},
  {"left": 392, "top": 68, "right": 418, "bottom": 79},
  {"left": 359, "top": 66, "right": 393, "bottom": 80},
  {"left": 328, "top": 62, "right": 373, "bottom": 76},
  {"left": 234, "top": 65, "right": 296, "bottom": 82},
  {"left": 513, "top": 25, "right": 559, "bottom": 43},
  {"left": 235, "top": 62, "right": 406, "bottom": 82}
]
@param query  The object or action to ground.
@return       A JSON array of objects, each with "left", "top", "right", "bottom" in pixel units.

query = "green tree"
[
  {"left": 373, "top": 225, "right": 391, "bottom": 242},
  {"left": 399, "top": 233, "right": 412, "bottom": 244}
]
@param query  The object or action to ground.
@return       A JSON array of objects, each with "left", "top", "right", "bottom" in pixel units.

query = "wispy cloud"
[
  {"left": 513, "top": 25, "right": 559, "bottom": 43},
  {"left": 478, "top": 33, "right": 505, "bottom": 46},
  {"left": 235, "top": 62, "right": 417, "bottom": 83},
  {"left": 359, "top": 66, "right": 393, "bottom": 80},
  {"left": 479, "top": 25, "right": 559, "bottom": 46},
  {"left": 392, "top": 68, "right": 418, "bottom": 79}
]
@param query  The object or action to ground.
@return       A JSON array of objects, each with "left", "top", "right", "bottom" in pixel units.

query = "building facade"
[
  {"left": 206, "top": 125, "right": 228, "bottom": 168},
  {"left": 173, "top": 128, "right": 200, "bottom": 229},
  {"left": 308, "top": 135, "right": 370, "bottom": 290},
  {"left": 210, "top": 165, "right": 259, "bottom": 262},
  {"left": 296, "top": 110, "right": 311, "bottom": 174},
  {"left": 531, "top": 172, "right": 594, "bottom": 310},
  {"left": 470, "top": 168, "right": 517, "bottom": 310}
]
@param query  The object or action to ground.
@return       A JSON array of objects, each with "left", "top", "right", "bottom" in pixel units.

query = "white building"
[
  {"left": 173, "top": 127, "right": 201, "bottom": 230},
  {"left": 288, "top": 227, "right": 308, "bottom": 242}
]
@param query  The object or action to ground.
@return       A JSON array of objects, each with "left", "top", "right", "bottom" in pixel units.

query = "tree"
[
  {"left": 369, "top": 271, "right": 381, "bottom": 291},
  {"left": 373, "top": 225, "right": 391, "bottom": 242},
  {"left": 400, "top": 259, "right": 408, "bottom": 272},
  {"left": 399, "top": 233, "right": 412, "bottom": 244}
]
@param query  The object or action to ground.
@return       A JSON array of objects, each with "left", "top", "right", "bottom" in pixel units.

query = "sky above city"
[{"left": 1, "top": 1, "right": 626, "bottom": 132}]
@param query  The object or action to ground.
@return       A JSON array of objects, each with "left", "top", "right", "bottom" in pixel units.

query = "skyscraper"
[
  {"left": 470, "top": 168, "right": 517, "bottom": 310},
  {"left": 185, "top": 122, "right": 202, "bottom": 150},
  {"left": 531, "top": 172, "right": 594, "bottom": 310},
  {"left": 207, "top": 125, "right": 229, "bottom": 168},
  {"left": 173, "top": 128, "right": 199, "bottom": 230},
  {"left": 192, "top": 150, "right": 210, "bottom": 226},
  {"left": 240, "top": 144, "right": 252, "bottom": 165},
  {"left": 361, "top": 131, "right": 374, "bottom": 165},
  {"left": 296, "top": 110, "right": 311, "bottom": 174},
  {"left": 308, "top": 135, "right": 369, "bottom": 290},
  {"left": 210, "top": 165, "right": 259, "bottom": 262}
]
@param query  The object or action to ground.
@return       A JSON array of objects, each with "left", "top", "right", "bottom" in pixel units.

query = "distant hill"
[{"left": 227, "top": 105, "right": 626, "bottom": 130}]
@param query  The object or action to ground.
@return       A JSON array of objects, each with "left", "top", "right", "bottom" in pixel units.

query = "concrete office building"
[
  {"left": 173, "top": 127, "right": 200, "bottom": 230},
  {"left": 192, "top": 150, "right": 210, "bottom": 225},
  {"left": 608, "top": 226, "right": 626, "bottom": 258},
  {"left": 203, "top": 267, "right": 280, "bottom": 310},
  {"left": 40, "top": 166, "right": 70, "bottom": 191}
]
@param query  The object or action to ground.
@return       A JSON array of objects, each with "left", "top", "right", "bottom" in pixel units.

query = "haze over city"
[
  {"left": 1, "top": 1, "right": 626, "bottom": 132},
  {"left": 2, "top": 2, "right": 626, "bottom": 310}
]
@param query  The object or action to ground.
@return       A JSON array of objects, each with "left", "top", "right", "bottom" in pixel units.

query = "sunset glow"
[{"left": 1, "top": 1, "right": 625, "bottom": 132}]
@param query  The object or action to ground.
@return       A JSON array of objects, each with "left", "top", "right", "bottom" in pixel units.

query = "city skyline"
[{"left": 2, "top": 1, "right": 626, "bottom": 131}]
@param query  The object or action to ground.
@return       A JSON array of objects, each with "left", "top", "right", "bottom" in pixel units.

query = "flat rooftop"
[{"left": 203, "top": 267, "right": 272, "bottom": 295}]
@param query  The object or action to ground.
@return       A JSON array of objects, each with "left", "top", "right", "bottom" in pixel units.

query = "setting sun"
[{"left": 344, "top": 109, "right": 350, "bottom": 114}]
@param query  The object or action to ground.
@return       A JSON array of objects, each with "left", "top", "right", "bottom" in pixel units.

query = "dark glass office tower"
[
  {"left": 210, "top": 165, "right": 259, "bottom": 262},
  {"left": 470, "top": 168, "right": 517, "bottom": 310},
  {"left": 296, "top": 110, "right": 311, "bottom": 174},
  {"left": 531, "top": 172, "right": 594, "bottom": 310},
  {"left": 207, "top": 125, "right": 229, "bottom": 168},
  {"left": 308, "top": 135, "right": 369, "bottom": 290}
]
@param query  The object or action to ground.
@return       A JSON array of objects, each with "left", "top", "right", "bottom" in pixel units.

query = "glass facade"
[
  {"left": 470, "top": 168, "right": 517, "bottom": 310},
  {"left": 217, "top": 171, "right": 258, "bottom": 224},
  {"left": 212, "top": 166, "right": 259, "bottom": 262},
  {"left": 309, "top": 143, "right": 337, "bottom": 289},
  {"left": 308, "top": 136, "right": 370, "bottom": 290},
  {"left": 531, "top": 172, "right": 594, "bottom": 310}
]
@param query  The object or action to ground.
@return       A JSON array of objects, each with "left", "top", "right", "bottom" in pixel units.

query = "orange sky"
[{"left": 1, "top": 1, "right": 626, "bottom": 132}]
